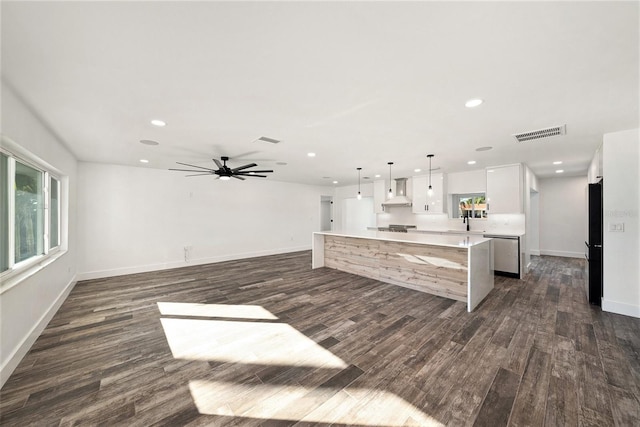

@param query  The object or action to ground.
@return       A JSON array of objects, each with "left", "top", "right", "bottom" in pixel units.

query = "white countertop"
[
  {"left": 408, "top": 229, "right": 525, "bottom": 237},
  {"left": 314, "top": 230, "right": 492, "bottom": 248}
]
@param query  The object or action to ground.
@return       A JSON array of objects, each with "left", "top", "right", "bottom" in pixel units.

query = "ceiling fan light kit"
[{"left": 169, "top": 156, "right": 274, "bottom": 181}]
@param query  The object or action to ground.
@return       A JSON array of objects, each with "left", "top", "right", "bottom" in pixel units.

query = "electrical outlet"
[{"left": 608, "top": 223, "right": 625, "bottom": 232}]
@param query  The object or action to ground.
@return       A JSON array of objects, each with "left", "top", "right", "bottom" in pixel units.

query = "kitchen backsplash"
[{"left": 377, "top": 209, "right": 525, "bottom": 234}]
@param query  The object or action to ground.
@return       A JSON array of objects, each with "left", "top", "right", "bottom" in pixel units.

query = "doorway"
[{"left": 320, "top": 196, "right": 333, "bottom": 231}]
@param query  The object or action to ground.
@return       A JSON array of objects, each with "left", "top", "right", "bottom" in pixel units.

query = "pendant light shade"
[
  {"left": 356, "top": 167, "right": 362, "bottom": 200},
  {"left": 387, "top": 162, "right": 394, "bottom": 198},
  {"left": 427, "top": 154, "right": 434, "bottom": 197}
]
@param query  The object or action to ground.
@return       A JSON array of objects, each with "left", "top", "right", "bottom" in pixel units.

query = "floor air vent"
[{"left": 513, "top": 124, "right": 566, "bottom": 142}]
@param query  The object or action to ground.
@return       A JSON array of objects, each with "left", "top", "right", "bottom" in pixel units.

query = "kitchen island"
[{"left": 312, "top": 230, "right": 494, "bottom": 312}]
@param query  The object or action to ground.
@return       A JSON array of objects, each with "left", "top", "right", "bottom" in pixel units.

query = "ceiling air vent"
[
  {"left": 513, "top": 124, "right": 566, "bottom": 142},
  {"left": 254, "top": 136, "right": 281, "bottom": 144}
]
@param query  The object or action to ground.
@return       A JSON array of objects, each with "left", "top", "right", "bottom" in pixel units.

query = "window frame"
[
  {"left": 451, "top": 192, "right": 488, "bottom": 219},
  {"left": 0, "top": 146, "right": 65, "bottom": 287},
  {"left": 49, "top": 176, "right": 61, "bottom": 251}
]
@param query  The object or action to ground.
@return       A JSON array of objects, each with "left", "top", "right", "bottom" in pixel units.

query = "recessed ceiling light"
[
  {"left": 140, "top": 139, "right": 159, "bottom": 146},
  {"left": 139, "top": 159, "right": 149, "bottom": 163},
  {"left": 307, "top": 152, "right": 316, "bottom": 157},
  {"left": 476, "top": 146, "right": 492, "bottom": 152},
  {"left": 322, "top": 176, "right": 331, "bottom": 179},
  {"left": 150, "top": 119, "right": 166, "bottom": 127},
  {"left": 414, "top": 168, "right": 421, "bottom": 173},
  {"left": 553, "top": 161, "right": 563, "bottom": 165},
  {"left": 465, "top": 98, "right": 483, "bottom": 108},
  {"left": 374, "top": 174, "right": 381, "bottom": 178},
  {"left": 332, "top": 180, "right": 338, "bottom": 184},
  {"left": 556, "top": 169, "right": 564, "bottom": 173},
  {"left": 467, "top": 160, "right": 476, "bottom": 165},
  {"left": 487, "top": 169, "right": 495, "bottom": 173}
]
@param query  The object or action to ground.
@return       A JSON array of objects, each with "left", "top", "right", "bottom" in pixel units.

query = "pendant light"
[
  {"left": 356, "top": 167, "right": 362, "bottom": 200},
  {"left": 427, "top": 154, "right": 434, "bottom": 197},
  {"left": 387, "top": 162, "right": 394, "bottom": 198}
]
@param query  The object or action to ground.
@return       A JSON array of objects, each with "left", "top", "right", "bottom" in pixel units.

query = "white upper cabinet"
[
  {"left": 486, "top": 164, "right": 523, "bottom": 214},
  {"left": 373, "top": 179, "right": 386, "bottom": 213},
  {"left": 412, "top": 173, "right": 446, "bottom": 214}
]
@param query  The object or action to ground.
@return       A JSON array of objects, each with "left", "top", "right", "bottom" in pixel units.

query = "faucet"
[{"left": 463, "top": 214, "right": 470, "bottom": 231}]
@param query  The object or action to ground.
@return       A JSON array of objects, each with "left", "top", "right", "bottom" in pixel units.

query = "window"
[
  {"left": 1, "top": 154, "right": 8, "bottom": 273},
  {"left": 451, "top": 193, "right": 487, "bottom": 219},
  {"left": 50, "top": 177, "right": 60, "bottom": 249},
  {"left": 0, "top": 148, "right": 63, "bottom": 279},
  {"left": 15, "top": 161, "right": 44, "bottom": 263}
]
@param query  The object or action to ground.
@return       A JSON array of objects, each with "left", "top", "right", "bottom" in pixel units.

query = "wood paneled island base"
[{"left": 313, "top": 230, "right": 494, "bottom": 311}]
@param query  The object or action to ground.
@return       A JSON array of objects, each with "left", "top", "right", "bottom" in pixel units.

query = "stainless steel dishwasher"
[{"left": 483, "top": 235, "right": 520, "bottom": 278}]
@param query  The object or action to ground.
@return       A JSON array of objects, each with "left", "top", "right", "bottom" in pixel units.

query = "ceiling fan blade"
[
  {"left": 176, "top": 162, "right": 215, "bottom": 171},
  {"left": 232, "top": 150, "right": 261, "bottom": 159},
  {"left": 231, "top": 175, "right": 246, "bottom": 180},
  {"left": 185, "top": 173, "right": 214, "bottom": 177},
  {"left": 242, "top": 174, "right": 268, "bottom": 178},
  {"left": 236, "top": 169, "right": 273, "bottom": 173},
  {"left": 169, "top": 168, "right": 213, "bottom": 172},
  {"left": 231, "top": 163, "right": 258, "bottom": 172},
  {"left": 212, "top": 158, "right": 223, "bottom": 169}
]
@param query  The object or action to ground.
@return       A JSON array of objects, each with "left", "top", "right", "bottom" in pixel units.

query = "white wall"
[
  {"left": 0, "top": 83, "right": 78, "bottom": 387},
  {"left": 538, "top": 175, "right": 587, "bottom": 258},
  {"left": 77, "top": 163, "right": 330, "bottom": 279},
  {"left": 529, "top": 191, "right": 540, "bottom": 255},
  {"left": 602, "top": 128, "right": 639, "bottom": 318},
  {"left": 524, "top": 165, "right": 539, "bottom": 270}
]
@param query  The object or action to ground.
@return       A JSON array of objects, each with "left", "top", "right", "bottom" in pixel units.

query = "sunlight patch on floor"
[
  {"left": 157, "top": 302, "right": 278, "bottom": 319},
  {"left": 160, "top": 318, "right": 347, "bottom": 368},
  {"left": 189, "top": 380, "right": 444, "bottom": 426}
]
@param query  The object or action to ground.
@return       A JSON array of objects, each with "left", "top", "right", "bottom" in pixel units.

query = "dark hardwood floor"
[{"left": 1, "top": 252, "right": 639, "bottom": 426}]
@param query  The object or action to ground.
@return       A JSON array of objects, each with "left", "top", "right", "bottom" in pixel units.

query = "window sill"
[{"left": 0, "top": 250, "right": 69, "bottom": 295}]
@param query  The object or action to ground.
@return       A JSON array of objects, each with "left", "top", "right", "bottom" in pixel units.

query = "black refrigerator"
[{"left": 585, "top": 181, "right": 603, "bottom": 306}]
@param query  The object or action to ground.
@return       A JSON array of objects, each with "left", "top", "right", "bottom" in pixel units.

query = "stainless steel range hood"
[{"left": 382, "top": 178, "right": 412, "bottom": 207}]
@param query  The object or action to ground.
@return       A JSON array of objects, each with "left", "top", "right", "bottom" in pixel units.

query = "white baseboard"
[
  {"left": 77, "top": 245, "right": 311, "bottom": 281},
  {"left": 539, "top": 250, "right": 584, "bottom": 259},
  {"left": 0, "top": 276, "right": 77, "bottom": 389},
  {"left": 530, "top": 249, "right": 540, "bottom": 256},
  {"left": 602, "top": 299, "right": 640, "bottom": 319}
]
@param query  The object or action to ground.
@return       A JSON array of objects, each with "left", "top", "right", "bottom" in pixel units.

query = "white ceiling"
[{"left": 2, "top": 1, "right": 638, "bottom": 186}]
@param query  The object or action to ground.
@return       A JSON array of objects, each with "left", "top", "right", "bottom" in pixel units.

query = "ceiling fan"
[{"left": 169, "top": 156, "right": 273, "bottom": 180}]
